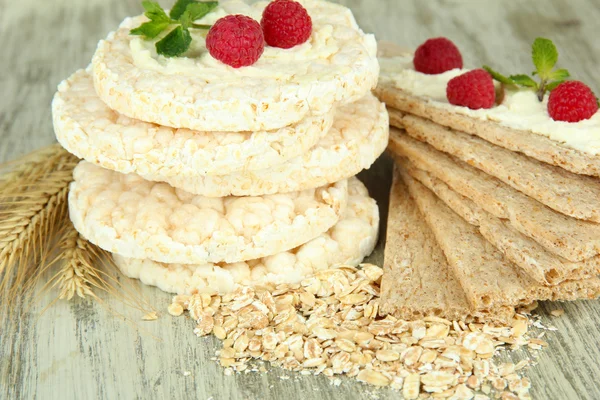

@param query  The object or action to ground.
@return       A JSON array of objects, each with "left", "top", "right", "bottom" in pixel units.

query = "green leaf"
[
  {"left": 156, "top": 26, "right": 192, "bottom": 57},
  {"left": 509, "top": 74, "right": 538, "bottom": 88},
  {"left": 141, "top": 0, "right": 170, "bottom": 22},
  {"left": 483, "top": 65, "right": 514, "bottom": 85},
  {"left": 170, "top": 0, "right": 195, "bottom": 19},
  {"left": 545, "top": 80, "right": 566, "bottom": 92},
  {"left": 532, "top": 37, "right": 558, "bottom": 79},
  {"left": 185, "top": 2, "right": 218, "bottom": 20},
  {"left": 548, "top": 68, "right": 570, "bottom": 81},
  {"left": 130, "top": 20, "right": 171, "bottom": 39}
]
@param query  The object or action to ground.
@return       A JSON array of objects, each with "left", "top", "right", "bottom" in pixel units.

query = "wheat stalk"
[{"left": 0, "top": 144, "right": 154, "bottom": 317}]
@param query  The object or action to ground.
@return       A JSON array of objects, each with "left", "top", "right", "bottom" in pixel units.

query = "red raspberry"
[
  {"left": 206, "top": 15, "right": 264, "bottom": 68},
  {"left": 413, "top": 37, "right": 463, "bottom": 75},
  {"left": 261, "top": 0, "right": 312, "bottom": 49},
  {"left": 548, "top": 81, "right": 598, "bottom": 123},
  {"left": 446, "top": 69, "right": 495, "bottom": 110}
]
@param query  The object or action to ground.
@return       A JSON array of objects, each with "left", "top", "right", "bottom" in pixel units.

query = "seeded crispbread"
[
  {"left": 114, "top": 178, "right": 379, "bottom": 295},
  {"left": 68, "top": 161, "right": 348, "bottom": 265},
  {"left": 401, "top": 169, "right": 600, "bottom": 310},
  {"left": 138, "top": 94, "right": 389, "bottom": 197},
  {"left": 379, "top": 167, "right": 516, "bottom": 324},
  {"left": 388, "top": 127, "right": 600, "bottom": 262},
  {"left": 397, "top": 157, "right": 600, "bottom": 286},
  {"left": 392, "top": 110, "right": 600, "bottom": 222},
  {"left": 53, "top": 70, "right": 333, "bottom": 177},
  {"left": 375, "top": 74, "right": 600, "bottom": 177}
]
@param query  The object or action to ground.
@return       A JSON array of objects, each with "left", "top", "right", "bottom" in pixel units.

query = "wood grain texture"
[{"left": 1, "top": 0, "right": 600, "bottom": 399}]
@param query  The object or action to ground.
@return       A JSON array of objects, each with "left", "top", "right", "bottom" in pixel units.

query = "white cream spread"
[
  {"left": 379, "top": 55, "right": 600, "bottom": 155},
  {"left": 131, "top": 0, "right": 376, "bottom": 82}
]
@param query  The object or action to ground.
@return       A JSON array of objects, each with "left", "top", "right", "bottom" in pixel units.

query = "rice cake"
[
  {"left": 398, "top": 157, "right": 600, "bottom": 286},
  {"left": 141, "top": 94, "right": 389, "bottom": 197},
  {"left": 92, "top": 0, "right": 378, "bottom": 132},
  {"left": 68, "top": 161, "right": 348, "bottom": 264},
  {"left": 401, "top": 169, "right": 600, "bottom": 310},
  {"left": 388, "top": 127, "right": 600, "bottom": 263},
  {"left": 379, "top": 167, "right": 515, "bottom": 324},
  {"left": 114, "top": 177, "right": 379, "bottom": 295},
  {"left": 53, "top": 70, "right": 333, "bottom": 177},
  {"left": 394, "top": 110, "right": 600, "bottom": 222}
]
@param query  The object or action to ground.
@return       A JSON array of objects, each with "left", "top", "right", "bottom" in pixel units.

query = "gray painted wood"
[{"left": 1, "top": 0, "right": 600, "bottom": 399}]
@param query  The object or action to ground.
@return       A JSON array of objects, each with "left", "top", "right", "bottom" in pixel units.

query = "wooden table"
[{"left": 2, "top": 0, "right": 600, "bottom": 398}]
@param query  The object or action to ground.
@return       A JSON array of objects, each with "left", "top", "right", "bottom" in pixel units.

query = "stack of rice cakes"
[
  {"left": 377, "top": 48, "right": 600, "bottom": 324},
  {"left": 52, "top": 0, "right": 388, "bottom": 295}
]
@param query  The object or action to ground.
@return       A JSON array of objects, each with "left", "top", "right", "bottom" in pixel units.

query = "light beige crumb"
[
  {"left": 142, "top": 311, "right": 158, "bottom": 321},
  {"left": 550, "top": 309, "right": 565, "bottom": 317}
]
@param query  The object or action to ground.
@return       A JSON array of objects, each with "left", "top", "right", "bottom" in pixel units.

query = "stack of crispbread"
[
  {"left": 51, "top": 0, "right": 388, "bottom": 295},
  {"left": 377, "top": 46, "right": 600, "bottom": 323}
]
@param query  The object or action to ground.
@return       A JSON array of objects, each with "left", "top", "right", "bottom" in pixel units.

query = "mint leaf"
[
  {"left": 170, "top": 0, "right": 195, "bottom": 19},
  {"left": 532, "top": 37, "right": 558, "bottom": 79},
  {"left": 186, "top": 1, "right": 218, "bottom": 20},
  {"left": 141, "top": 0, "right": 171, "bottom": 22},
  {"left": 548, "top": 68, "right": 570, "bottom": 81},
  {"left": 545, "top": 80, "right": 566, "bottom": 92},
  {"left": 483, "top": 65, "right": 514, "bottom": 85},
  {"left": 156, "top": 25, "right": 192, "bottom": 57},
  {"left": 509, "top": 74, "right": 538, "bottom": 88},
  {"left": 130, "top": 20, "right": 171, "bottom": 38}
]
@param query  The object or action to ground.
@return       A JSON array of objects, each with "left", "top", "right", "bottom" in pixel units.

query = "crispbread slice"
[
  {"left": 392, "top": 110, "right": 600, "bottom": 222},
  {"left": 401, "top": 169, "right": 600, "bottom": 310},
  {"left": 376, "top": 77, "right": 600, "bottom": 177},
  {"left": 379, "top": 167, "right": 515, "bottom": 324},
  {"left": 388, "top": 127, "right": 600, "bottom": 262},
  {"left": 398, "top": 157, "right": 600, "bottom": 286}
]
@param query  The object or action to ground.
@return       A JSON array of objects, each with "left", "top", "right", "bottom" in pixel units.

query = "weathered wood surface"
[{"left": 1, "top": 0, "right": 600, "bottom": 399}]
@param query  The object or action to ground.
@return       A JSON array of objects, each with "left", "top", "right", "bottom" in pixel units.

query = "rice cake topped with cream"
[{"left": 92, "top": 0, "right": 379, "bottom": 132}]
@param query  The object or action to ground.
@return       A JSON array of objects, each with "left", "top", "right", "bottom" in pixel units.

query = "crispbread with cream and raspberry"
[
  {"left": 69, "top": 161, "right": 348, "bottom": 265},
  {"left": 92, "top": 0, "right": 379, "bottom": 132},
  {"left": 376, "top": 51, "right": 600, "bottom": 176},
  {"left": 398, "top": 157, "right": 600, "bottom": 286},
  {"left": 379, "top": 167, "right": 516, "bottom": 324},
  {"left": 401, "top": 168, "right": 600, "bottom": 310},
  {"left": 53, "top": 70, "right": 332, "bottom": 177},
  {"left": 388, "top": 128, "right": 600, "bottom": 263},
  {"left": 114, "top": 177, "right": 379, "bottom": 295},
  {"left": 136, "top": 94, "right": 389, "bottom": 196},
  {"left": 393, "top": 110, "right": 600, "bottom": 222}
]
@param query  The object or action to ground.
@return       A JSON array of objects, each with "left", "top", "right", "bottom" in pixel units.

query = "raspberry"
[
  {"left": 206, "top": 15, "right": 265, "bottom": 68},
  {"left": 413, "top": 37, "right": 463, "bottom": 75},
  {"left": 548, "top": 81, "right": 598, "bottom": 123},
  {"left": 261, "top": 0, "right": 312, "bottom": 49},
  {"left": 446, "top": 69, "right": 495, "bottom": 110}
]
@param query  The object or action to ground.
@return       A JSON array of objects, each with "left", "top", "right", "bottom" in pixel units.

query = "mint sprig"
[
  {"left": 483, "top": 38, "right": 570, "bottom": 101},
  {"left": 130, "top": 0, "right": 218, "bottom": 57}
]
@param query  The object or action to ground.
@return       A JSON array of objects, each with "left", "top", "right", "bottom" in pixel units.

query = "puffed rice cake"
[
  {"left": 144, "top": 93, "right": 389, "bottom": 196},
  {"left": 114, "top": 177, "right": 378, "bottom": 294},
  {"left": 68, "top": 161, "right": 348, "bottom": 264},
  {"left": 53, "top": 70, "right": 333, "bottom": 177},
  {"left": 92, "top": 0, "right": 379, "bottom": 132}
]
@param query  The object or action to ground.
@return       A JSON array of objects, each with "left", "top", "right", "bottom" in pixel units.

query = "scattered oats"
[
  {"left": 168, "top": 303, "right": 184, "bottom": 317},
  {"left": 142, "top": 311, "right": 158, "bottom": 321},
  {"left": 550, "top": 309, "right": 565, "bottom": 317},
  {"left": 182, "top": 371, "right": 191, "bottom": 376},
  {"left": 170, "top": 265, "right": 542, "bottom": 399}
]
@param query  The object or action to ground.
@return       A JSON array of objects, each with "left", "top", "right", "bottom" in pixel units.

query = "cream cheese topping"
[
  {"left": 379, "top": 55, "right": 600, "bottom": 155},
  {"left": 131, "top": 0, "right": 376, "bottom": 83}
]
